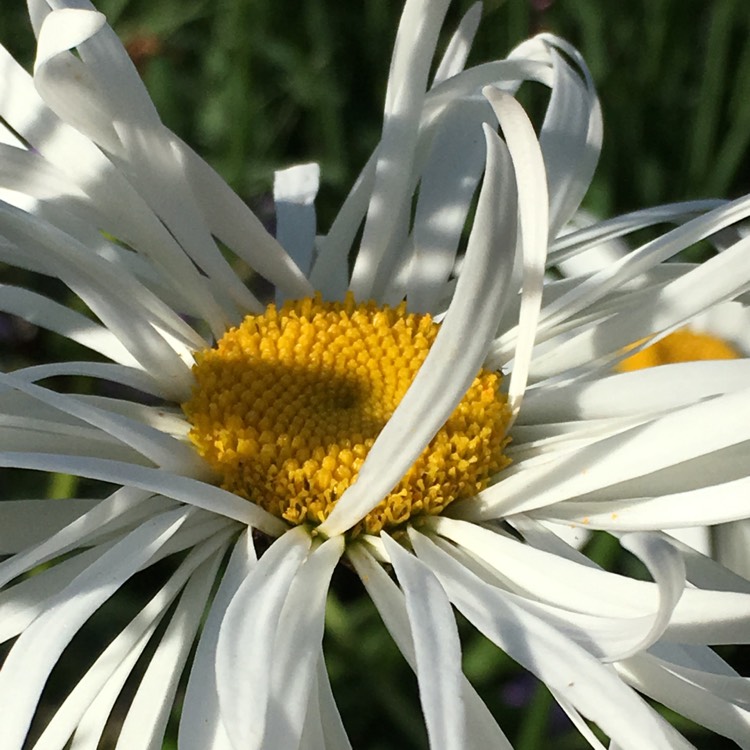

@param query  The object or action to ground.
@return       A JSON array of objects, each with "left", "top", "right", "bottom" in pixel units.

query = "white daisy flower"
[{"left": 1, "top": 1, "right": 750, "bottom": 749}]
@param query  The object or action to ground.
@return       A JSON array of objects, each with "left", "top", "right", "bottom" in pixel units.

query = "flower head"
[{"left": 2, "top": 1, "right": 750, "bottom": 749}]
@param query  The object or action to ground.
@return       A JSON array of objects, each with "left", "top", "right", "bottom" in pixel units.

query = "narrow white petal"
[
  {"left": 404, "top": 98, "right": 490, "bottom": 312},
  {"left": 0, "top": 506, "right": 192, "bottom": 750},
  {"left": 265, "top": 536, "right": 345, "bottom": 747},
  {"left": 0, "top": 372, "right": 198, "bottom": 473},
  {"left": 510, "top": 515, "right": 595, "bottom": 563},
  {"left": 2, "top": 26, "right": 231, "bottom": 331},
  {"left": 547, "top": 689, "right": 608, "bottom": 750},
  {"left": 426, "top": 518, "right": 646, "bottom": 616},
  {"left": 425, "top": 529, "right": 684, "bottom": 662},
  {"left": 531, "top": 210, "right": 750, "bottom": 377},
  {"left": 422, "top": 59, "right": 552, "bottom": 132},
  {"left": 543, "top": 476, "right": 750, "bottom": 530},
  {"left": 661, "top": 532, "right": 750, "bottom": 594},
  {"left": 216, "top": 527, "right": 311, "bottom": 750},
  {"left": 312, "top": 651, "right": 353, "bottom": 750},
  {"left": 115, "top": 545, "right": 226, "bottom": 750},
  {"left": 0, "top": 451, "right": 286, "bottom": 534},
  {"left": 619, "top": 654, "right": 750, "bottom": 747},
  {"left": 0, "top": 417, "right": 146, "bottom": 462},
  {"left": 31, "top": 534, "right": 228, "bottom": 750},
  {"left": 179, "top": 531, "right": 257, "bottom": 750},
  {"left": 273, "top": 163, "right": 320, "bottom": 281},
  {"left": 467, "top": 386, "right": 750, "bottom": 518},
  {"left": 110, "top": 127, "right": 259, "bottom": 322},
  {"left": 350, "top": 0, "right": 452, "bottom": 299},
  {"left": 347, "top": 543, "right": 514, "bottom": 750},
  {"left": 11, "top": 361, "right": 165, "bottom": 398},
  {"left": 518, "top": 359, "right": 750, "bottom": 423},
  {"left": 611, "top": 533, "right": 686, "bottom": 660},
  {"left": 309, "top": 153, "right": 377, "bottom": 299},
  {"left": 715, "top": 519, "right": 750, "bottom": 578},
  {"left": 0, "top": 202, "right": 195, "bottom": 399},
  {"left": 69, "top": 627, "right": 155, "bottom": 750},
  {"left": 0, "top": 542, "right": 113, "bottom": 644},
  {"left": 178, "top": 137, "right": 315, "bottom": 300},
  {"left": 537, "top": 36, "right": 602, "bottom": 236},
  {"left": 429, "top": 521, "right": 750, "bottom": 645},
  {"left": 0, "top": 487, "right": 149, "bottom": 587},
  {"left": 431, "top": 2, "right": 482, "bottom": 85},
  {"left": 34, "top": 9, "right": 118, "bottom": 149},
  {"left": 409, "top": 531, "right": 687, "bottom": 750},
  {"left": 385, "top": 533, "right": 466, "bottom": 750},
  {"left": 0, "top": 284, "right": 139, "bottom": 367},
  {"left": 481, "top": 87, "right": 548, "bottom": 415},
  {"left": 548, "top": 199, "right": 725, "bottom": 265}
]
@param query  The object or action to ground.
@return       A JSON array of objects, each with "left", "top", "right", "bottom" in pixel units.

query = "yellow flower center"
[
  {"left": 182, "top": 294, "right": 511, "bottom": 535},
  {"left": 618, "top": 328, "right": 740, "bottom": 372}
]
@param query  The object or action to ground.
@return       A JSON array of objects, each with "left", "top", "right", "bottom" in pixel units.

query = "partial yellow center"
[
  {"left": 182, "top": 294, "right": 511, "bottom": 535},
  {"left": 618, "top": 328, "right": 740, "bottom": 372}
]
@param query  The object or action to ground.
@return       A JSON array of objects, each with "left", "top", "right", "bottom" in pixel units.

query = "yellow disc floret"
[
  {"left": 182, "top": 294, "right": 511, "bottom": 535},
  {"left": 618, "top": 328, "right": 740, "bottom": 372}
]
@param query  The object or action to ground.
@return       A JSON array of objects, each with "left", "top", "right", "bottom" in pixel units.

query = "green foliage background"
[{"left": 1, "top": 1, "right": 749, "bottom": 748}]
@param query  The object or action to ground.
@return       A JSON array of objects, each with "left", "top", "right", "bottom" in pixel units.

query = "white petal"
[
  {"left": 3, "top": 23, "right": 233, "bottom": 332},
  {"left": 431, "top": 2, "right": 482, "bottom": 86},
  {"left": 350, "top": 0, "right": 452, "bottom": 299},
  {"left": 0, "top": 284, "right": 139, "bottom": 367},
  {"left": 34, "top": 9, "right": 118, "bottom": 150},
  {"left": 544, "top": 476, "right": 750, "bottom": 531},
  {"left": 179, "top": 531, "right": 257, "bottom": 750},
  {"left": 618, "top": 654, "right": 750, "bottom": 747},
  {"left": 309, "top": 153, "right": 377, "bottom": 299},
  {"left": 530, "top": 204, "right": 750, "bottom": 377},
  {"left": 384, "top": 533, "right": 466, "bottom": 750},
  {"left": 0, "top": 202, "right": 195, "bottom": 399},
  {"left": 311, "top": 652, "right": 353, "bottom": 750},
  {"left": 347, "top": 543, "right": 514, "bottom": 750},
  {"left": 0, "top": 542, "right": 113, "bottom": 644},
  {"left": 714, "top": 519, "right": 750, "bottom": 578},
  {"left": 409, "top": 531, "right": 688, "bottom": 750},
  {"left": 31, "top": 533, "right": 228, "bottom": 750},
  {"left": 0, "top": 372, "right": 198, "bottom": 473},
  {"left": 273, "top": 163, "right": 320, "bottom": 281},
  {"left": 10, "top": 361, "right": 165, "bottom": 398},
  {"left": 115, "top": 543, "right": 227, "bottom": 750},
  {"left": 215, "top": 527, "right": 311, "bottom": 750},
  {"left": 423, "top": 59, "right": 552, "bottom": 131},
  {"left": 69, "top": 627, "right": 156, "bottom": 750},
  {"left": 467, "top": 385, "right": 750, "bottom": 519},
  {"left": 536, "top": 36, "right": 602, "bottom": 236},
  {"left": 548, "top": 199, "right": 724, "bottom": 266},
  {"left": 265, "top": 536, "right": 344, "bottom": 748},
  {"left": 0, "top": 451, "right": 286, "bottom": 534},
  {"left": 481, "top": 87, "right": 548, "bottom": 415},
  {"left": 425, "top": 529, "right": 683, "bottom": 662},
  {"left": 110, "top": 127, "right": 259, "bottom": 322},
  {"left": 404, "top": 98, "right": 491, "bottom": 312},
  {"left": 177, "top": 137, "right": 315, "bottom": 300},
  {"left": 0, "top": 506, "right": 192, "bottom": 750},
  {"left": 0, "top": 487, "right": 149, "bottom": 587},
  {"left": 518, "top": 359, "right": 750, "bottom": 423}
]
